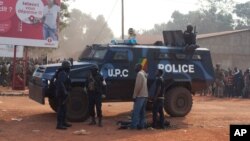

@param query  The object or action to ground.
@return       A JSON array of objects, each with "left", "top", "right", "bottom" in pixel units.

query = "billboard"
[
  {"left": 0, "top": 0, "right": 61, "bottom": 48},
  {"left": 0, "top": 45, "right": 23, "bottom": 58}
]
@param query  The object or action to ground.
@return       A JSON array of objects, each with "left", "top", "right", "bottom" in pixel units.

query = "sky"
[{"left": 70, "top": 0, "right": 249, "bottom": 37}]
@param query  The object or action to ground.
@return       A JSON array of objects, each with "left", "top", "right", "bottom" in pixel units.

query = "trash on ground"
[
  {"left": 32, "top": 130, "right": 40, "bottom": 133},
  {"left": 147, "top": 127, "right": 156, "bottom": 131},
  {"left": 73, "top": 129, "right": 90, "bottom": 135},
  {"left": 11, "top": 118, "right": 23, "bottom": 122}
]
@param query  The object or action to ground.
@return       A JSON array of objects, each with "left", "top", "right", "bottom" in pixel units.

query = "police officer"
[
  {"left": 55, "top": 60, "right": 72, "bottom": 130},
  {"left": 87, "top": 67, "right": 105, "bottom": 127},
  {"left": 183, "top": 25, "right": 196, "bottom": 45},
  {"left": 151, "top": 69, "right": 165, "bottom": 129}
]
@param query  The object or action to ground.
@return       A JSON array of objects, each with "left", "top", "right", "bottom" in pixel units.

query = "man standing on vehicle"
[
  {"left": 127, "top": 28, "right": 137, "bottom": 45},
  {"left": 151, "top": 69, "right": 165, "bottom": 129},
  {"left": 131, "top": 64, "right": 148, "bottom": 129},
  {"left": 183, "top": 25, "right": 199, "bottom": 59},
  {"left": 183, "top": 25, "right": 196, "bottom": 45},
  {"left": 55, "top": 60, "right": 72, "bottom": 130},
  {"left": 87, "top": 67, "right": 105, "bottom": 127}
]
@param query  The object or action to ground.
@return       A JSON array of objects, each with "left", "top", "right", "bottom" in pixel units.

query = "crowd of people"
[
  {"left": 0, "top": 60, "right": 11, "bottom": 87},
  {"left": 200, "top": 64, "right": 250, "bottom": 99},
  {"left": 0, "top": 57, "right": 41, "bottom": 87},
  {"left": 0, "top": 57, "right": 71, "bottom": 88}
]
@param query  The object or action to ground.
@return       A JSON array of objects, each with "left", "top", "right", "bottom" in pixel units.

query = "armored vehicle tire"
[
  {"left": 164, "top": 87, "right": 192, "bottom": 117},
  {"left": 66, "top": 87, "right": 89, "bottom": 122},
  {"left": 48, "top": 97, "right": 57, "bottom": 112}
]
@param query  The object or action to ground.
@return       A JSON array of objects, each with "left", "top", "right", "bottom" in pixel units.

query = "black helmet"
[
  {"left": 61, "top": 60, "right": 71, "bottom": 70},
  {"left": 91, "top": 66, "right": 99, "bottom": 75},
  {"left": 187, "top": 25, "right": 193, "bottom": 32},
  {"left": 91, "top": 66, "right": 99, "bottom": 72}
]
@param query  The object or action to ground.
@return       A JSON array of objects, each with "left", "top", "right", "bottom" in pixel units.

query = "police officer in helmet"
[
  {"left": 183, "top": 25, "right": 196, "bottom": 45},
  {"left": 55, "top": 60, "right": 72, "bottom": 130},
  {"left": 87, "top": 66, "right": 105, "bottom": 127}
]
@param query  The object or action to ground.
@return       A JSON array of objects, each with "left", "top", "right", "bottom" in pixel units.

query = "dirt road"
[{"left": 1, "top": 96, "right": 250, "bottom": 141}]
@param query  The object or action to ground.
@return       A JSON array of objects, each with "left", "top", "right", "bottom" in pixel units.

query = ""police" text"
[{"left": 158, "top": 64, "right": 195, "bottom": 73}]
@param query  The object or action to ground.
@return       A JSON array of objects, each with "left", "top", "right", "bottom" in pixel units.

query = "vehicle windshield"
[{"left": 79, "top": 47, "right": 107, "bottom": 60}]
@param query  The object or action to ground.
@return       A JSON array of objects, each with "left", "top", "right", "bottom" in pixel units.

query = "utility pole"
[{"left": 121, "top": 0, "right": 124, "bottom": 39}]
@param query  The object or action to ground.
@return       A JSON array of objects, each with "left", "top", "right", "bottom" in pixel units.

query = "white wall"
[
  {"left": 197, "top": 30, "right": 250, "bottom": 70},
  {"left": 0, "top": 45, "right": 24, "bottom": 58}
]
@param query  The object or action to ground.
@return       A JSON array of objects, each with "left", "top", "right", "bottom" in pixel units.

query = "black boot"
[
  {"left": 89, "top": 117, "right": 96, "bottom": 125},
  {"left": 63, "top": 122, "right": 72, "bottom": 127},
  {"left": 56, "top": 124, "right": 67, "bottom": 130},
  {"left": 152, "top": 122, "right": 157, "bottom": 129},
  {"left": 98, "top": 118, "right": 103, "bottom": 127}
]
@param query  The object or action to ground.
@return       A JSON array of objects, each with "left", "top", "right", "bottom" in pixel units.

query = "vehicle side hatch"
[{"left": 29, "top": 66, "right": 48, "bottom": 104}]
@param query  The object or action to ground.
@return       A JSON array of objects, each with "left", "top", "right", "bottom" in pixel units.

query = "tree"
[
  {"left": 141, "top": 0, "right": 234, "bottom": 36},
  {"left": 198, "top": 0, "right": 234, "bottom": 13},
  {"left": 59, "top": 0, "right": 71, "bottom": 30},
  {"left": 49, "top": 9, "right": 113, "bottom": 60},
  {"left": 142, "top": 10, "right": 233, "bottom": 35},
  {"left": 234, "top": 1, "right": 250, "bottom": 29}
]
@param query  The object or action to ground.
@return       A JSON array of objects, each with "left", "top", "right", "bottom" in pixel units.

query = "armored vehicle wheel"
[
  {"left": 164, "top": 87, "right": 192, "bottom": 117},
  {"left": 66, "top": 87, "right": 89, "bottom": 122},
  {"left": 48, "top": 97, "right": 57, "bottom": 112}
]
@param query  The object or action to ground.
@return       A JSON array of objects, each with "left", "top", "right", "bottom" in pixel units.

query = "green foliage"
[
  {"left": 59, "top": 0, "right": 71, "bottom": 30},
  {"left": 142, "top": 0, "right": 236, "bottom": 35},
  {"left": 54, "top": 9, "right": 113, "bottom": 59},
  {"left": 234, "top": 1, "right": 250, "bottom": 29},
  {"left": 198, "top": 0, "right": 234, "bottom": 13},
  {"left": 143, "top": 10, "right": 233, "bottom": 35}
]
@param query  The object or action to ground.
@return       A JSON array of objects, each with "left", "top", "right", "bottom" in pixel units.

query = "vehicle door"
[{"left": 101, "top": 48, "right": 134, "bottom": 100}]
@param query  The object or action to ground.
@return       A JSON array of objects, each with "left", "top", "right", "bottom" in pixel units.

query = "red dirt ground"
[{"left": 1, "top": 95, "right": 250, "bottom": 141}]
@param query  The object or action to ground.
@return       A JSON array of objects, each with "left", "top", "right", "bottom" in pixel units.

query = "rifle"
[
  {"left": 63, "top": 95, "right": 69, "bottom": 105},
  {"left": 193, "top": 25, "right": 197, "bottom": 45},
  {"left": 194, "top": 25, "right": 197, "bottom": 38}
]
